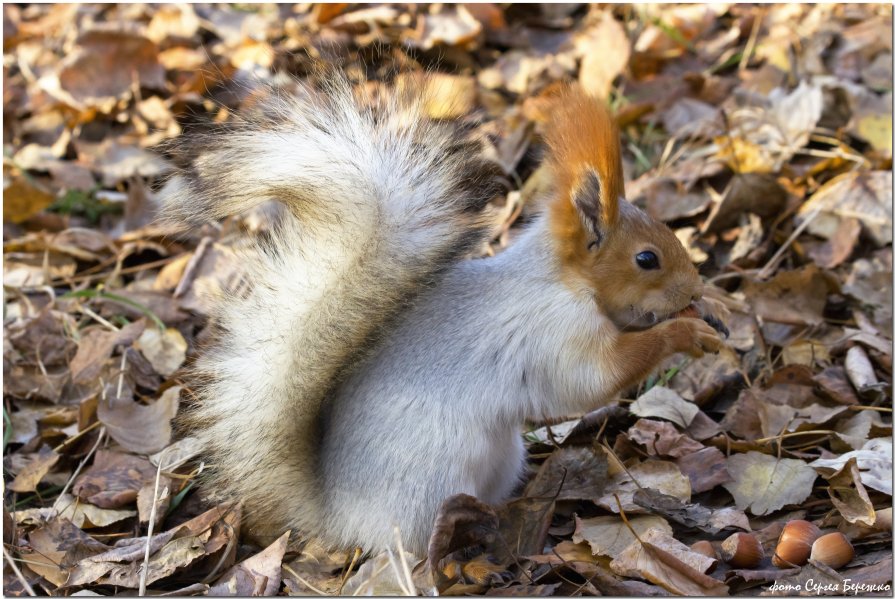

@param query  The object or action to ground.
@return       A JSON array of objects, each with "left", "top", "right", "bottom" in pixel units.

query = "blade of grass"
[{"left": 61, "top": 289, "right": 165, "bottom": 330}]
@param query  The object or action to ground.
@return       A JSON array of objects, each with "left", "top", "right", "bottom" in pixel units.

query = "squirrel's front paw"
[{"left": 663, "top": 317, "right": 723, "bottom": 358}]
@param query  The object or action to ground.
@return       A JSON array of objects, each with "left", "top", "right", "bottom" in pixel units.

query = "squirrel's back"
[{"left": 162, "top": 76, "right": 503, "bottom": 544}]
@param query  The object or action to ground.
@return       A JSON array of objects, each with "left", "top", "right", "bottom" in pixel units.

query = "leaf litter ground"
[{"left": 3, "top": 4, "right": 892, "bottom": 596}]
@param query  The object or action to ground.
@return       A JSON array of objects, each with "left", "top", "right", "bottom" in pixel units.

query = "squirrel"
[{"left": 161, "top": 75, "right": 726, "bottom": 556}]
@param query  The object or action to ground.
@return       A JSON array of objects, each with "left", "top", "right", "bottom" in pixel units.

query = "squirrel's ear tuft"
[{"left": 572, "top": 168, "right": 617, "bottom": 249}]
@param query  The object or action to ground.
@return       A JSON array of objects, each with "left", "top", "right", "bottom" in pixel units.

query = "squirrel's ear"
[{"left": 572, "top": 168, "right": 618, "bottom": 249}]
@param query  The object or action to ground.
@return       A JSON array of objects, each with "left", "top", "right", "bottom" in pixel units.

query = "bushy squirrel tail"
[{"left": 160, "top": 75, "right": 503, "bottom": 541}]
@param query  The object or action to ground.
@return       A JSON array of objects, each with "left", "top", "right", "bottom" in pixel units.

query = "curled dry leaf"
[
  {"left": 627, "top": 419, "right": 705, "bottom": 458},
  {"left": 609, "top": 527, "right": 728, "bottom": 595},
  {"left": 8, "top": 445, "right": 60, "bottom": 493},
  {"left": 573, "top": 514, "right": 672, "bottom": 560},
  {"left": 209, "top": 531, "right": 290, "bottom": 596},
  {"left": 525, "top": 446, "right": 608, "bottom": 501},
  {"left": 723, "top": 452, "right": 818, "bottom": 516},
  {"left": 597, "top": 460, "right": 691, "bottom": 514},
  {"left": 98, "top": 385, "right": 180, "bottom": 454},
  {"left": 810, "top": 438, "right": 892, "bottom": 496},
  {"left": 630, "top": 386, "right": 699, "bottom": 428},
  {"left": 135, "top": 327, "right": 187, "bottom": 377},
  {"left": 71, "top": 449, "right": 159, "bottom": 508},
  {"left": 823, "top": 458, "right": 876, "bottom": 526},
  {"left": 14, "top": 493, "right": 136, "bottom": 528},
  {"left": 798, "top": 170, "right": 893, "bottom": 247},
  {"left": 633, "top": 488, "right": 751, "bottom": 535},
  {"left": 742, "top": 264, "right": 835, "bottom": 327},
  {"left": 577, "top": 12, "right": 630, "bottom": 100},
  {"left": 58, "top": 29, "right": 166, "bottom": 111}
]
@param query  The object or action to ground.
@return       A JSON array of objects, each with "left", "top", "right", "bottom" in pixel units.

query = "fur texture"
[{"left": 163, "top": 79, "right": 723, "bottom": 556}]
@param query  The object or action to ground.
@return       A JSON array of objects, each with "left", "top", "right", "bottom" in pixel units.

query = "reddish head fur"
[{"left": 543, "top": 86, "right": 703, "bottom": 331}]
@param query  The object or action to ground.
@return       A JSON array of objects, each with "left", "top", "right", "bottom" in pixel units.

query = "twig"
[
  {"left": 52, "top": 428, "right": 105, "bottom": 516},
  {"left": 3, "top": 545, "right": 36, "bottom": 597},
  {"left": 392, "top": 526, "right": 417, "bottom": 596},
  {"left": 139, "top": 459, "right": 169, "bottom": 596},
  {"left": 754, "top": 429, "right": 838, "bottom": 444},
  {"left": 283, "top": 563, "right": 328, "bottom": 596},
  {"left": 756, "top": 208, "right": 820, "bottom": 279},
  {"left": 174, "top": 236, "right": 212, "bottom": 298},
  {"left": 739, "top": 8, "right": 764, "bottom": 73},
  {"left": 52, "top": 420, "right": 101, "bottom": 452}
]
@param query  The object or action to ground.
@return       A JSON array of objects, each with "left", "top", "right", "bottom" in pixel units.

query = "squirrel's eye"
[{"left": 636, "top": 251, "right": 660, "bottom": 270}]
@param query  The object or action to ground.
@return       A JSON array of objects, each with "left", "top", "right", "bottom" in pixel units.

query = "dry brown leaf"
[
  {"left": 632, "top": 489, "right": 751, "bottom": 534},
  {"left": 8, "top": 445, "right": 60, "bottom": 493},
  {"left": 630, "top": 386, "right": 699, "bottom": 428},
  {"left": 58, "top": 29, "right": 165, "bottom": 111},
  {"left": 742, "top": 265, "right": 834, "bottom": 327},
  {"left": 675, "top": 446, "right": 733, "bottom": 493},
  {"left": 577, "top": 13, "right": 630, "bottom": 100},
  {"left": 14, "top": 493, "right": 136, "bottom": 528},
  {"left": 798, "top": 170, "right": 893, "bottom": 247},
  {"left": 135, "top": 327, "right": 187, "bottom": 376},
  {"left": 824, "top": 458, "right": 876, "bottom": 526},
  {"left": 814, "top": 366, "right": 860, "bottom": 405},
  {"left": 810, "top": 437, "right": 892, "bottom": 496},
  {"left": 525, "top": 446, "right": 608, "bottom": 501},
  {"left": 610, "top": 527, "right": 729, "bottom": 595},
  {"left": 98, "top": 386, "right": 180, "bottom": 454},
  {"left": 209, "top": 531, "right": 289, "bottom": 596},
  {"left": 573, "top": 514, "right": 672, "bottom": 560},
  {"left": 3, "top": 176, "right": 56, "bottom": 224},
  {"left": 723, "top": 452, "right": 818, "bottom": 515},
  {"left": 597, "top": 460, "right": 691, "bottom": 514},
  {"left": 627, "top": 419, "right": 705, "bottom": 458},
  {"left": 72, "top": 449, "right": 158, "bottom": 508}
]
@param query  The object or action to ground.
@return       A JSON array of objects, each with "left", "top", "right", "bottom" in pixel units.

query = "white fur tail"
[{"left": 160, "top": 76, "right": 503, "bottom": 543}]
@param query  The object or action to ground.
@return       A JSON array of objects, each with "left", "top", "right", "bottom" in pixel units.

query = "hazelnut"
[
  {"left": 810, "top": 532, "right": 855, "bottom": 570},
  {"left": 720, "top": 532, "right": 764, "bottom": 569},
  {"left": 773, "top": 520, "right": 822, "bottom": 567}
]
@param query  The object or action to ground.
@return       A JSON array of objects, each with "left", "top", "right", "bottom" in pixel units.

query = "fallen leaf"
[
  {"left": 578, "top": 13, "right": 630, "bottom": 100},
  {"left": 723, "top": 452, "right": 818, "bottom": 515},
  {"left": 98, "top": 386, "right": 180, "bottom": 454},
  {"left": 58, "top": 29, "right": 165, "bottom": 111},
  {"left": 15, "top": 494, "right": 136, "bottom": 528},
  {"left": 610, "top": 528, "right": 728, "bottom": 595},
  {"left": 573, "top": 514, "right": 672, "bottom": 560},
  {"left": 627, "top": 419, "right": 705, "bottom": 458},
  {"left": 525, "top": 446, "right": 608, "bottom": 501},
  {"left": 810, "top": 437, "right": 892, "bottom": 496},
  {"left": 8, "top": 445, "right": 60, "bottom": 493},
  {"left": 742, "top": 264, "right": 834, "bottom": 327},
  {"left": 72, "top": 450, "right": 159, "bottom": 508},
  {"left": 209, "top": 531, "right": 289, "bottom": 596},
  {"left": 630, "top": 386, "right": 699, "bottom": 427},
  {"left": 135, "top": 327, "right": 187, "bottom": 376},
  {"left": 675, "top": 446, "right": 732, "bottom": 493},
  {"left": 597, "top": 460, "right": 691, "bottom": 514},
  {"left": 3, "top": 176, "right": 57, "bottom": 223},
  {"left": 632, "top": 489, "right": 750, "bottom": 534},
  {"left": 823, "top": 458, "right": 876, "bottom": 526},
  {"left": 798, "top": 170, "right": 893, "bottom": 247}
]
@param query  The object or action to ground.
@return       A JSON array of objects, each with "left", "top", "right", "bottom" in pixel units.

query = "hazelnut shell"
[
  {"left": 773, "top": 520, "right": 822, "bottom": 567},
  {"left": 720, "top": 532, "right": 764, "bottom": 569},
  {"left": 810, "top": 532, "right": 855, "bottom": 570}
]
